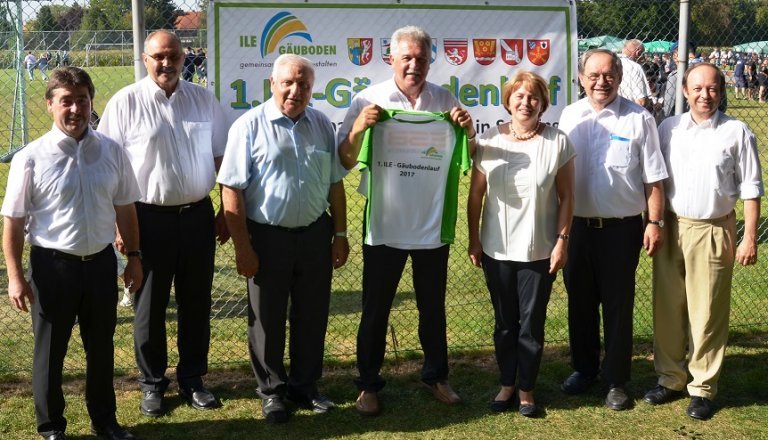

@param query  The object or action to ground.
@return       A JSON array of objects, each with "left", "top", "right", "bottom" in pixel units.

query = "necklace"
[{"left": 510, "top": 121, "right": 541, "bottom": 141}]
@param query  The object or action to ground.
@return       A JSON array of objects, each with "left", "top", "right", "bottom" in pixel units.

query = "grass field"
[{"left": 0, "top": 65, "right": 766, "bottom": 438}]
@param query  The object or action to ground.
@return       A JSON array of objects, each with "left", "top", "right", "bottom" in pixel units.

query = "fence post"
[
  {"left": 675, "top": 0, "right": 690, "bottom": 115},
  {"left": 132, "top": 0, "right": 146, "bottom": 81}
]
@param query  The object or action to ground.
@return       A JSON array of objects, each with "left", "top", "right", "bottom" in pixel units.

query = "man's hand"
[
  {"left": 549, "top": 240, "right": 568, "bottom": 274},
  {"left": 114, "top": 229, "right": 126, "bottom": 254},
  {"left": 235, "top": 246, "right": 260, "bottom": 278},
  {"left": 736, "top": 238, "right": 758, "bottom": 266},
  {"left": 353, "top": 104, "right": 384, "bottom": 135},
  {"left": 449, "top": 106, "right": 476, "bottom": 138},
  {"left": 8, "top": 275, "right": 34, "bottom": 313},
  {"left": 215, "top": 209, "right": 231, "bottom": 245},
  {"left": 332, "top": 236, "right": 349, "bottom": 269},
  {"left": 123, "top": 258, "right": 144, "bottom": 293},
  {"left": 468, "top": 238, "right": 483, "bottom": 268},
  {"left": 644, "top": 223, "right": 664, "bottom": 256}
]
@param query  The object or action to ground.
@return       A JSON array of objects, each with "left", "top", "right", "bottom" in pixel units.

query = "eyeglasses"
[
  {"left": 144, "top": 52, "right": 181, "bottom": 63},
  {"left": 585, "top": 73, "right": 617, "bottom": 83}
]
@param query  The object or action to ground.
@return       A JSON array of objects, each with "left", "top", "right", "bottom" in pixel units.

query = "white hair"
[
  {"left": 390, "top": 25, "right": 431, "bottom": 57},
  {"left": 271, "top": 54, "right": 314, "bottom": 78}
]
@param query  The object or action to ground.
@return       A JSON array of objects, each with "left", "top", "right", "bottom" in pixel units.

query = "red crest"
[
  {"left": 444, "top": 38, "right": 468, "bottom": 66},
  {"left": 348, "top": 38, "right": 373, "bottom": 66},
  {"left": 527, "top": 39, "right": 550, "bottom": 66},
  {"left": 500, "top": 39, "right": 524, "bottom": 66},
  {"left": 473, "top": 39, "right": 497, "bottom": 65}
]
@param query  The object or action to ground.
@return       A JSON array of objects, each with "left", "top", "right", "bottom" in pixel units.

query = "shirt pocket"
[
  {"left": 711, "top": 149, "right": 737, "bottom": 196},
  {"left": 305, "top": 148, "right": 332, "bottom": 186},
  {"left": 605, "top": 135, "right": 632, "bottom": 170}
]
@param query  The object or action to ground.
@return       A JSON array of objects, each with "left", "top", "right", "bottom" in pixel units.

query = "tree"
[{"left": 81, "top": 0, "right": 131, "bottom": 30}]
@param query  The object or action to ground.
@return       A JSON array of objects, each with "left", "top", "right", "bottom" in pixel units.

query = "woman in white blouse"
[{"left": 468, "top": 70, "right": 575, "bottom": 417}]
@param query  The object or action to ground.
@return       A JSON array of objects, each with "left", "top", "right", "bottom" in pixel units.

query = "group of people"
[
  {"left": 2, "top": 26, "right": 762, "bottom": 440},
  {"left": 24, "top": 50, "right": 70, "bottom": 81}
]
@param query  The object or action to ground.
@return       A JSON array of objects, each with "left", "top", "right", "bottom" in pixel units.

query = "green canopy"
[
  {"left": 733, "top": 41, "right": 768, "bottom": 55},
  {"left": 644, "top": 40, "right": 674, "bottom": 54},
  {"left": 578, "top": 35, "right": 624, "bottom": 52}
]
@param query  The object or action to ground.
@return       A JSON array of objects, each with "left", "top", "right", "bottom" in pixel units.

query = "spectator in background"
[
  {"left": 194, "top": 48, "right": 206, "bottom": 84},
  {"left": 183, "top": 46, "right": 195, "bottom": 82},
  {"left": 733, "top": 53, "right": 747, "bottom": 99},
  {"left": 746, "top": 53, "right": 760, "bottom": 100},
  {"left": 618, "top": 39, "right": 652, "bottom": 109},
  {"left": 53, "top": 50, "right": 60, "bottom": 67},
  {"left": 758, "top": 58, "right": 768, "bottom": 103},
  {"left": 38, "top": 51, "right": 50, "bottom": 81},
  {"left": 24, "top": 52, "right": 37, "bottom": 80},
  {"left": 61, "top": 50, "right": 70, "bottom": 66}
]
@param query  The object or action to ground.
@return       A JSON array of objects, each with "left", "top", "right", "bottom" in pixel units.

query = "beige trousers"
[{"left": 651, "top": 211, "right": 735, "bottom": 400}]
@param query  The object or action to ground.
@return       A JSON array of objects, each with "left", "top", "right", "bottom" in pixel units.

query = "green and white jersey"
[{"left": 358, "top": 109, "right": 470, "bottom": 246}]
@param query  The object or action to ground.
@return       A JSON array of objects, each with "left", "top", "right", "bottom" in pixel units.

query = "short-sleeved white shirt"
[
  {"left": 659, "top": 111, "right": 764, "bottom": 219},
  {"left": 337, "top": 78, "right": 461, "bottom": 249},
  {"left": 1, "top": 127, "right": 141, "bottom": 256},
  {"left": 98, "top": 77, "right": 228, "bottom": 205},
  {"left": 618, "top": 55, "right": 651, "bottom": 102},
  {"left": 476, "top": 125, "right": 575, "bottom": 261},
  {"left": 558, "top": 96, "right": 668, "bottom": 218}
]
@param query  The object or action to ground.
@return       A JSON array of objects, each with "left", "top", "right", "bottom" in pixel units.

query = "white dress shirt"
[
  {"left": 1, "top": 127, "right": 140, "bottom": 256},
  {"left": 336, "top": 78, "right": 460, "bottom": 249},
  {"left": 558, "top": 96, "right": 668, "bottom": 218},
  {"left": 98, "top": 77, "right": 228, "bottom": 206},
  {"left": 659, "top": 111, "right": 764, "bottom": 219}
]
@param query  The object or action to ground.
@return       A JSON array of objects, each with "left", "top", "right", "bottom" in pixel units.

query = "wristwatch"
[
  {"left": 648, "top": 219, "right": 665, "bottom": 228},
  {"left": 126, "top": 250, "right": 143, "bottom": 259}
]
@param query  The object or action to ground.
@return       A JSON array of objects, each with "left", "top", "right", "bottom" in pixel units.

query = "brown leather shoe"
[
  {"left": 422, "top": 381, "right": 462, "bottom": 404},
  {"left": 355, "top": 390, "right": 380, "bottom": 416}
]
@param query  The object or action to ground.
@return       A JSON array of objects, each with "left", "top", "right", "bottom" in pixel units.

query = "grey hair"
[
  {"left": 390, "top": 25, "right": 431, "bottom": 57},
  {"left": 623, "top": 39, "right": 644, "bottom": 53},
  {"left": 579, "top": 48, "right": 623, "bottom": 78},
  {"left": 271, "top": 54, "right": 315, "bottom": 78},
  {"left": 145, "top": 30, "right": 181, "bottom": 49}
]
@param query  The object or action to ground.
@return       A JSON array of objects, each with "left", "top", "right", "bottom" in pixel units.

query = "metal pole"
[
  {"left": 16, "top": 0, "right": 27, "bottom": 148},
  {"left": 132, "top": 0, "right": 146, "bottom": 80},
  {"left": 675, "top": 0, "right": 690, "bottom": 115}
]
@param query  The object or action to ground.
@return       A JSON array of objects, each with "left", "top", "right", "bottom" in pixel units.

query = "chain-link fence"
[{"left": 0, "top": 0, "right": 766, "bottom": 374}]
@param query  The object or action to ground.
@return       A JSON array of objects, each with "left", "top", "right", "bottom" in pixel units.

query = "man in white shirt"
[
  {"left": 619, "top": 39, "right": 652, "bottom": 109},
  {"left": 558, "top": 48, "right": 668, "bottom": 411},
  {"left": 337, "top": 25, "right": 476, "bottom": 416},
  {"left": 2, "top": 67, "right": 142, "bottom": 440},
  {"left": 644, "top": 63, "right": 763, "bottom": 420},
  {"left": 98, "top": 30, "right": 229, "bottom": 417}
]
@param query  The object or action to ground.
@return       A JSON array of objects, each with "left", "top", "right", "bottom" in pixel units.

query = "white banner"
[{"left": 208, "top": 0, "right": 578, "bottom": 133}]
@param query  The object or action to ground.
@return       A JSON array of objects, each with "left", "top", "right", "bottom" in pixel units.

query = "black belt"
[
  {"left": 575, "top": 215, "right": 641, "bottom": 229},
  {"left": 31, "top": 244, "right": 112, "bottom": 262},
  {"left": 136, "top": 196, "right": 210, "bottom": 214},
  {"left": 249, "top": 213, "right": 324, "bottom": 234}
]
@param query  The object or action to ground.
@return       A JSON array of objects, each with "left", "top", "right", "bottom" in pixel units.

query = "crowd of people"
[{"left": 3, "top": 28, "right": 763, "bottom": 440}]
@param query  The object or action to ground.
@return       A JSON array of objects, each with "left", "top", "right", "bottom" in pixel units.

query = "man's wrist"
[
  {"left": 126, "top": 250, "right": 142, "bottom": 259},
  {"left": 334, "top": 230, "right": 348, "bottom": 239}
]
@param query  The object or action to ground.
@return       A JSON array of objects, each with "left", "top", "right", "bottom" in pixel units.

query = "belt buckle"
[
  {"left": 80, "top": 253, "right": 96, "bottom": 262},
  {"left": 177, "top": 204, "right": 192, "bottom": 214},
  {"left": 586, "top": 217, "right": 604, "bottom": 229}
]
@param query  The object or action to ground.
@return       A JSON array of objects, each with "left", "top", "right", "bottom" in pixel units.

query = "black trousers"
[
  {"left": 246, "top": 214, "right": 333, "bottom": 399},
  {"left": 30, "top": 245, "right": 118, "bottom": 436},
  {"left": 355, "top": 244, "right": 450, "bottom": 391},
  {"left": 133, "top": 199, "right": 215, "bottom": 392},
  {"left": 563, "top": 215, "right": 643, "bottom": 386},
  {"left": 482, "top": 256, "right": 555, "bottom": 391}
]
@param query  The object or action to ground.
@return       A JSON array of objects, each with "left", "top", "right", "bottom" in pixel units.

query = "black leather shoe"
[
  {"left": 91, "top": 421, "right": 137, "bottom": 440},
  {"left": 180, "top": 385, "right": 219, "bottom": 410},
  {"left": 519, "top": 403, "right": 539, "bottom": 418},
  {"left": 139, "top": 390, "right": 164, "bottom": 417},
  {"left": 643, "top": 384, "right": 683, "bottom": 405},
  {"left": 262, "top": 397, "right": 288, "bottom": 424},
  {"left": 605, "top": 386, "right": 632, "bottom": 411},
  {"left": 687, "top": 396, "right": 715, "bottom": 420},
  {"left": 44, "top": 432, "right": 67, "bottom": 440},
  {"left": 289, "top": 393, "right": 336, "bottom": 413},
  {"left": 561, "top": 372, "right": 597, "bottom": 395},
  {"left": 490, "top": 395, "right": 515, "bottom": 413}
]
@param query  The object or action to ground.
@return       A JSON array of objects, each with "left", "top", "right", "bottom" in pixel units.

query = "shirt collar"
[
  {"left": 142, "top": 76, "right": 186, "bottom": 99},
  {"left": 683, "top": 110, "right": 720, "bottom": 129},
  {"left": 265, "top": 97, "right": 307, "bottom": 124},
  {"left": 49, "top": 124, "right": 94, "bottom": 150},
  {"left": 580, "top": 94, "right": 621, "bottom": 117}
]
